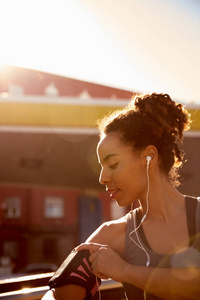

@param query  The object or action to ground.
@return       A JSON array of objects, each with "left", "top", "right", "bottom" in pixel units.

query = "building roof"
[{"left": 0, "top": 65, "right": 134, "bottom": 99}]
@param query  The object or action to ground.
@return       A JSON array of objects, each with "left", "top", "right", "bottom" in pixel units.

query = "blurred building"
[
  {"left": 0, "top": 65, "right": 199, "bottom": 273},
  {"left": 0, "top": 65, "right": 134, "bottom": 272}
]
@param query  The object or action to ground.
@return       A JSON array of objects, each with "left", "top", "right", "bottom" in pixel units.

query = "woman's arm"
[
  {"left": 41, "top": 219, "right": 124, "bottom": 300},
  {"left": 77, "top": 243, "right": 200, "bottom": 300}
]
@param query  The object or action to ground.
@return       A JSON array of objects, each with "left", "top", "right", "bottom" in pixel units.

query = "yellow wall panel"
[{"left": 0, "top": 101, "right": 199, "bottom": 130}]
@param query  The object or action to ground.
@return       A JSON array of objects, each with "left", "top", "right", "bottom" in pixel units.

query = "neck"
[{"left": 139, "top": 173, "right": 185, "bottom": 222}]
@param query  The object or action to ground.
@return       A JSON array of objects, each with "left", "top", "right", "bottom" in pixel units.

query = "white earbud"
[{"left": 146, "top": 156, "right": 151, "bottom": 166}]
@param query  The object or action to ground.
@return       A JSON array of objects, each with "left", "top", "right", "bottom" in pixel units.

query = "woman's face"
[{"left": 97, "top": 132, "right": 148, "bottom": 207}]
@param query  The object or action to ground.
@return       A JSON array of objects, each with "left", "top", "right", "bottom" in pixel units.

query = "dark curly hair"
[{"left": 97, "top": 93, "right": 191, "bottom": 186}]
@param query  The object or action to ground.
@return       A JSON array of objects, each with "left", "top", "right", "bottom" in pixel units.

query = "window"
[
  {"left": 3, "top": 240, "right": 19, "bottom": 259},
  {"left": 5, "top": 197, "right": 21, "bottom": 218},
  {"left": 44, "top": 197, "right": 64, "bottom": 218}
]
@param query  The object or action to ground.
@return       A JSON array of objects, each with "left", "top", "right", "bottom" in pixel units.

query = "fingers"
[
  {"left": 95, "top": 272, "right": 108, "bottom": 280},
  {"left": 76, "top": 243, "right": 109, "bottom": 279},
  {"left": 89, "top": 247, "right": 109, "bottom": 276}
]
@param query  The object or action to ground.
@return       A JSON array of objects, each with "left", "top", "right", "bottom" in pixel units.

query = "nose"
[{"left": 99, "top": 168, "right": 110, "bottom": 185}]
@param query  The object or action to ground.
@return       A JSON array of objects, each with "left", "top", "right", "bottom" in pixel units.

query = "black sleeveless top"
[{"left": 122, "top": 196, "right": 200, "bottom": 300}]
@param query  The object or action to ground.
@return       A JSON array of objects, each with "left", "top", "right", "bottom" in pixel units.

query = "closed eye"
[{"left": 109, "top": 163, "right": 118, "bottom": 170}]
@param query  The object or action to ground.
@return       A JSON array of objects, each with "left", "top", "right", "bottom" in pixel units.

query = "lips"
[{"left": 107, "top": 188, "right": 119, "bottom": 199}]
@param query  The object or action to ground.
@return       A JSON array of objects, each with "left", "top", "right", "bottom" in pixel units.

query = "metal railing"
[{"left": 0, "top": 274, "right": 126, "bottom": 300}]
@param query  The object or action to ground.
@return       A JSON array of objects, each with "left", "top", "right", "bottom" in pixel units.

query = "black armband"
[{"left": 48, "top": 249, "right": 101, "bottom": 300}]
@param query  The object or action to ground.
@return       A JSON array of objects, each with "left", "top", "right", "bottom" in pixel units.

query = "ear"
[{"left": 142, "top": 145, "right": 158, "bottom": 166}]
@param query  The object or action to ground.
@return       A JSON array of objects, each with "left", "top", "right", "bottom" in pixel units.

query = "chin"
[{"left": 115, "top": 199, "right": 130, "bottom": 208}]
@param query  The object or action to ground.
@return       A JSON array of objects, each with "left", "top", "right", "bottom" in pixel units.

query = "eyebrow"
[{"left": 102, "top": 153, "right": 119, "bottom": 163}]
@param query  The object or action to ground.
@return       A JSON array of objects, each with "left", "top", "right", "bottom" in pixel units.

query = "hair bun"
[{"left": 133, "top": 93, "right": 190, "bottom": 141}]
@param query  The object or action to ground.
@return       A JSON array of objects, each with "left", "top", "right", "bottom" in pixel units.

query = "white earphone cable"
[
  {"left": 96, "top": 276, "right": 101, "bottom": 300},
  {"left": 141, "top": 158, "right": 150, "bottom": 223},
  {"left": 97, "top": 158, "right": 151, "bottom": 300},
  {"left": 129, "top": 157, "right": 151, "bottom": 266},
  {"left": 129, "top": 158, "right": 151, "bottom": 299}
]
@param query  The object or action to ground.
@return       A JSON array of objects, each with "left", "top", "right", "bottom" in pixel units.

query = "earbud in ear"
[{"left": 146, "top": 156, "right": 151, "bottom": 165}]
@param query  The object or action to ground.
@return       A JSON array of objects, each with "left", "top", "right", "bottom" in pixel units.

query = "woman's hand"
[{"left": 76, "top": 242, "right": 128, "bottom": 282}]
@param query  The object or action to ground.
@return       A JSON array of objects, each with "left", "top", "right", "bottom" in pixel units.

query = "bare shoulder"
[{"left": 86, "top": 215, "right": 127, "bottom": 255}]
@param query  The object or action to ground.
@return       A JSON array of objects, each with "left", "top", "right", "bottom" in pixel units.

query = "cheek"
[
  {"left": 116, "top": 164, "right": 136, "bottom": 185},
  {"left": 125, "top": 164, "right": 146, "bottom": 187}
]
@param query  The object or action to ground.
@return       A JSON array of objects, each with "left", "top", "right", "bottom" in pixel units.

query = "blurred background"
[{"left": 0, "top": 0, "right": 199, "bottom": 278}]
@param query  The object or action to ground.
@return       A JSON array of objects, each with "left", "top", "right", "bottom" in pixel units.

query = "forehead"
[
  {"left": 98, "top": 132, "right": 122, "bottom": 148},
  {"left": 97, "top": 132, "right": 133, "bottom": 159}
]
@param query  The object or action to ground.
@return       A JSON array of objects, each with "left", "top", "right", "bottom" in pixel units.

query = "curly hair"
[{"left": 97, "top": 93, "right": 191, "bottom": 186}]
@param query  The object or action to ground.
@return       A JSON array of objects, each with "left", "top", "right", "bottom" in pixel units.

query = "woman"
[{"left": 43, "top": 93, "right": 200, "bottom": 300}]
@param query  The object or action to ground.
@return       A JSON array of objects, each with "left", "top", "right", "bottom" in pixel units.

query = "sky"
[{"left": 0, "top": 0, "right": 200, "bottom": 103}]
